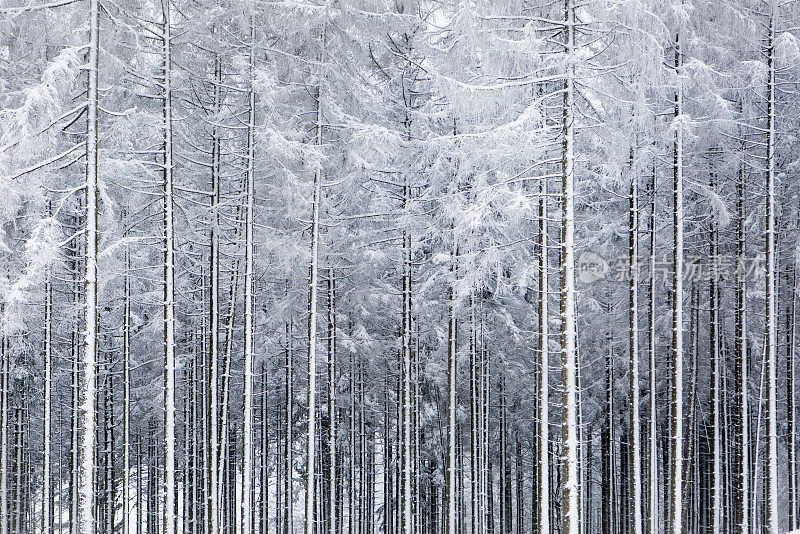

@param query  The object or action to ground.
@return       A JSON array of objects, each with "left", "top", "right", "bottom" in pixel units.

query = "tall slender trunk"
[
  {"left": 199, "top": 310, "right": 209, "bottom": 534},
  {"left": 447, "top": 239, "right": 458, "bottom": 534},
  {"left": 78, "top": 0, "right": 100, "bottom": 532},
  {"left": 306, "top": 23, "right": 326, "bottom": 534},
  {"left": 620, "top": 429, "right": 629, "bottom": 534},
  {"left": 12, "top": 402, "right": 24, "bottom": 534},
  {"left": 470, "top": 300, "right": 479, "bottom": 534},
  {"left": 538, "top": 177, "right": 549, "bottom": 534},
  {"left": 161, "top": 1, "right": 177, "bottom": 532},
  {"left": 790, "top": 247, "right": 798, "bottom": 532},
  {"left": 402, "top": 183, "right": 413, "bottom": 534},
  {"left": 327, "top": 269, "right": 337, "bottom": 534},
  {"left": 72, "top": 292, "right": 80, "bottom": 534},
  {"left": 484, "top": 345, "right": 492, "bottom": 534},
  {"left": 503, "top": 389, "right": 511, "bottom": 534},
  {"left": 723, "top": 361, "right": 734, "bottom": 534},
  {"left": 240, "top": 17, "right": 257, "bottom": 534},
  {"left": 516, "top": 440, "right": 523, "bottom": 534},
  {"left": 383, "top": 375, "right": 391, "bottom": 534},
  {"left": 277, "top": 371, "right": 284, "bottom": 534},
  {"left": 709, "top": 172, "right": 721, "bottom": 534},
  {"left": 765, "top": 4, "right": 779, "bottom": 534},
  {"left": 191, "top": 359, "right": 199, "bottom": 534},
  {"left": 208, "top": 46, "right": 223, "bottom": 534},
  {"left": 357, "top": 358, "right": 366, "bottom": 534},
  {"left": 603, "top": 332, "right": 615, "bottom": 534},
  {"left": 414, "top": 340, "right": 422, "bottom": 534},
  {"left": 183, "top": 367, "right": 189, "bottom": 534},
  {"left": 478, "top": 315, "right": 487, "bottom": 534},
  {"left": 57, "top": 393, "right": 64, "bottom": 534},
  {"left": 499, "top": 376, "right": 507, "bottom": 534},
  {"left": 560, "top": 0, "right": 579, "bottom": 531},
  {"left": 265, "top": 364, "right": 272, "bottom": 534},
  {"left": 349, "top": 352, "right": 355, "bottom": 534},
  {"left": 219, "top": 256, "right": 240, "bottom": 519},
  {"left": 286, "top": 314, "right": 294, "bottom": 534},
  {"left": 668, "top": 26, "right": 685, "bottom": 534},
  {"left": 731, "top": 154, "right": 749, "bottom": 534},
  {"left": 106, "top": 371, "right": 116, "bottom": 534},
  {"left": 628, "top": 155, "right": 642, "bottom": 534},
  {"left": 585, "top": 427, "right": 593, "bottom": 534},
  {"left": 647, "top": 171, "right": 658, "bottom": 534},
  {"left": 683, "top": 285, "right": 699, "bottom": 530},
  {"left": 124, "top": 221, "right": 132, "bottom": 534},
  {"left": 1, "top": 339, "right": 8, "bottom": 534},
  {"left": 43, "top": 240, "right": 53, "bottom": 534}
]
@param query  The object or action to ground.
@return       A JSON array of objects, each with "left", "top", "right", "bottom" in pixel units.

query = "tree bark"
[
  {"left": 286, "top": 314, "right": 294, "bottom": 534},
  {"left": 668, "top": 26, "right": 685, "bottom": 534},
  {"left": 124, "top": 218, "right": 132, "bottom": 534},
  {"left": 78, "top": 0, "right": 100, "bottom": 532},
  {"left": 764, "top": 4, "right": 779, "bottom": 534},
  {"left": 1, "top": 340, "right": 8, "bottom": 534},
  {"left": 327, "top": 269, "right": 337, "bottom": 534},
  {"left": 709, "top": 171, "right": 721, "bottom": 534},
  {"left": 560, "top": 0, "right": 579, "bottom": 530},
  {"left": 43, "top": 233, "right": 53, "bottom": 534},
  {"left": 537, "top": 176, "right": 549, "bottom": 534},
  {"left": 647, "top": 170, "right": 658, "bottom": 534},
  {"left": 790, "top": 248, "right": 798, "bottom": 532},
  {"left": 161, "top": 1, "right": 177, "bottom": 531},
  {"left": 241, "top": 17, "right": 257, "bottom": 534},
  {"left": 208, "top": 46, "right": 223, "bottom": 534},
  {"left": 628, "top": 154, "right": 642, "bottom": 534},
  {"left": 402, "top": 183, "right": 413, "bottom": 534},
  {"left": 447, "top": 239, "right": 458, "bottom": 534},
  {"left": 305, "top": 23, "right": 326, "bottom": 534}
]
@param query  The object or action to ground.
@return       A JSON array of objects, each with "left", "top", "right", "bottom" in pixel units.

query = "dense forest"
[{"left": 1, "top": 0, "right": 800, "bottom": 534}]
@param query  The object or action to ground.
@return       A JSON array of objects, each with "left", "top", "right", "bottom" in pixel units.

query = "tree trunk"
[
  {"left": 208, "top": 47, "right": 223, "bottom": 534},
  {"left": 628, "top": 156, "right": 642, "bottom": 534},
  {"left": 500, "top": 376, "right": 509, "bottom": 534},
  {"left": 479, "top": 319, "right": 487, "bottom": 534},
  {"left": 124, "top": 221, "right": 132, "bottom": 534},
  {"left": 538, "top": 176, "right": 549, "bottom": 534},
  {"left": 515, "top": 440, "right": 524, "bottom": 534},
  {"left": 414, "top": 341, "right": 422, "bottom": 534},
  {"left": 219, "top": 256, "right": 240, "bottom": 516},
  {"left": 683, "top": 285, "right": 698, "bottom": 530},
  {"left": 78, "top": 0, "right": 100, "bottom": 532},
  {"left": 447, "top": 238, "right": 458, "bottom": 534},
  {"left": 733, "top": 158, "right": 749, "bottom": 534},
  {"left": 43, "top": 239, "right": 53, "bottom": 534},
  {"left": 789, "top": 248, "right": 798, "bottom": 532},
  {"left": 241, "top": 18, "right": 257, "bottom": 534},
  {"left": 286, "top": 314, "right": 294, "bottom": 534},
  {"left": 71, "top": 204, "right": 82, "bottom": 534},
  {"left": 161, "top": 1, "right": 177, "bottom": 532},
  {"left": 384, "top": 375, "right": 392, "bottom": 534},
  {"left": 327, "top": 269, "right": 337, "bottom": 534},
  {"left": 560, "top": 0, "right": 579, "bottom": 530},
  {"left": 647, "top": 170, "right": 658, "bottom": 534},
  {"left": 709, "top": 171, "right": 721, "bottom": 534},
  {"left": 1, "top": 340, "right": 8, "bottom": 534},
  {"left": 470, "top": 301, "right": 479, "bottom": 534},
  {"left": 602, "top": 333, "right": 614, "bottom": 534},
  {"left": 668, "top": 26, "right": 685, "bottom": 534},
  {"left": 306, "top": 23, "right": 325, "bottom": 534},
  {"left": 402, "top": 182, "right": 413, "bottom": 534},
  {"left": 764, "top": 4, "right": 779, "bottom": 534}
]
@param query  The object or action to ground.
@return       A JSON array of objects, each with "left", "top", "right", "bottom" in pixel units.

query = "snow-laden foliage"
[{"left": 2, "top": 0, "right": 800, "bottom": 533}]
